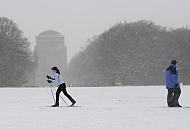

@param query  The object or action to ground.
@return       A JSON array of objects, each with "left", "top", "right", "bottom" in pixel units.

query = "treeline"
[
  {"left": 0, "top": 17, "right": 35, "bottom": 87},
  {"left": 68, "top": 20, "right": 190, "bottom": 86}
]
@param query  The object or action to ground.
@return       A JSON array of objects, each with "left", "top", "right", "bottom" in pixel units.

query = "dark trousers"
[
  {"left": 55, "top": 83, "right": 75, "bottom": 105},
  {"left": 167, "top": 88, "right": 181, "bottom": 107}
]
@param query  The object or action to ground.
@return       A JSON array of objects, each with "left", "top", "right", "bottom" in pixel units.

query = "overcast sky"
[{"left": 0, "top": 0, "right": 190, "bottom": 61}]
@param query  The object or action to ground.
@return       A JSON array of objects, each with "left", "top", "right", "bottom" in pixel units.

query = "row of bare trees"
[
  {"left": 68, "top": 20, "right": 190, "bottom": 86},
  {"left": 0, "top": 17, "right": 35, "bottom": 87}
]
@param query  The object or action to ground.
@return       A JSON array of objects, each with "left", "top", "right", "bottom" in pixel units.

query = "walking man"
[{"left": 165, "top": 60, "right": 182, "bottom": 107}]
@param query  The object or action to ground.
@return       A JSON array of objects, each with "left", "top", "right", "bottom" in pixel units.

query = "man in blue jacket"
[{"left": 166, "top": 60, "right": 182, "bottom": 107}]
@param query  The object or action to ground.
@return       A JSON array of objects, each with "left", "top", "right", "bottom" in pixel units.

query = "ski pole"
[
  {"left": 49, "top": 83, "right": 69, "bottom": 106},
  {"left": 49, "top": 83, "right": 56, "bottom": 104}
]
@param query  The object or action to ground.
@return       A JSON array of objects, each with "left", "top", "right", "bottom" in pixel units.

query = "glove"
[
  {"left": 47, "top": 80, "right": 52, "bottom": 83},
  {"left": 175, "top": 84, "right": 180, "bottom": 88},
  {"left": 46, "top": 75, "right": 51, "bottom": 79}
]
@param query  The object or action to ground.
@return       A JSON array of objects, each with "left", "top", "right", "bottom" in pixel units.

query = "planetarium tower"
[{"left": 34, "top": 30, "right": 67, "bottom": 86}]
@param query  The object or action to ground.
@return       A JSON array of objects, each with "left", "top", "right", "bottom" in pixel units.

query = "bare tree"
[{"left": 0, "top": 17, "right": 34, "bottom": 86}]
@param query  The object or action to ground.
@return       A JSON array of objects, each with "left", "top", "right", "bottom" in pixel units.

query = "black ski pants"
[
  {"left": 167, "top": 88, "right": 181, "bottom": 107},
  {"left": 55, "top": 83, "right": 75, "bottom": 105}
]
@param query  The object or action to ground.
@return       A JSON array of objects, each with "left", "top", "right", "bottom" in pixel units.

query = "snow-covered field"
[{"left": 0, "top": 86, "right": 190, "bottom": 130}]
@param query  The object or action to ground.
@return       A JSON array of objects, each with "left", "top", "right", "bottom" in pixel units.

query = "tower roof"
[{"left": 37, "top": 30, "right": 63, "bottom": 37}]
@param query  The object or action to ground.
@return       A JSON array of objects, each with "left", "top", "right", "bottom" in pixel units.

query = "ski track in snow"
[{"left": 0, "top": 86, "right": 190, "bottom": 130}]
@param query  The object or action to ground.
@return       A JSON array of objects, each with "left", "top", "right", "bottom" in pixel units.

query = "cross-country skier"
[
  {"left": 47, "top": 67, "right": 76, "bottom": 107},
  {"left": 165, "top": 60, "right": 182, "bottom": 107}
]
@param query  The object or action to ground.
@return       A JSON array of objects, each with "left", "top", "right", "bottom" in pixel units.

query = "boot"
[
  {"left": 176, "top": 104, "right": 182, "bottom": 107},
  {"left": 70, "top": 101, "right": 76, "bottom": 107},
  {"left": 51, "top": 103, "right": 59, "bottom": 107}
]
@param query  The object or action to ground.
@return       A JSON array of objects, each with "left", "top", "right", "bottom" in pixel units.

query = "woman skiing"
[{"left": 47, "top": 66, "right": 76, "bottom": 107}]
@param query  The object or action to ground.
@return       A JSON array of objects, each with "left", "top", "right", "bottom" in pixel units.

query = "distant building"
[{"left": 34, "top": 30, "right": 67, "bottom": 87}]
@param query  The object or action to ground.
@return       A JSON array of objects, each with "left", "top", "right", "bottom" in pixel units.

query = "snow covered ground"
[{"left": 0, "top": 86, "right": 190, "bottom": 130}]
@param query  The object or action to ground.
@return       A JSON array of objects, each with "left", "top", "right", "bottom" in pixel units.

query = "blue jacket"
[
  {"left": 165, "top": 64, "right": 179, "bottom": 89},
  {"left": 52, "top": 73, "right": 65, "bottom": 86}
]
